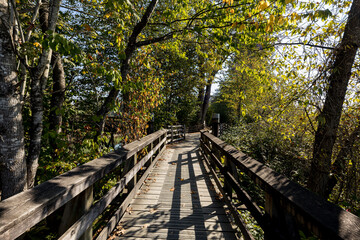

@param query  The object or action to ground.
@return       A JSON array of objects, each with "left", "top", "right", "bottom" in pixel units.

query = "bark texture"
[
  {"left": 26, "top": 0, "right": 61, "bottom": 188},
  {"left": 40, "top": 1, "right": 66, "bottom": 135},
  {"left": 49, "top": 52, "right": 66, "bottom": 134},
  {"left": 196, "top": 86, "right": 205, "bottom": 125},
  {"left": 308, "top": 0, "right": 360, "bottom": 197},
  {"left": 0, "top": 0, "right": 27, "bottom": 199},
  {"left": 200, "top": 80, "right": 212, "bottom": 125}
]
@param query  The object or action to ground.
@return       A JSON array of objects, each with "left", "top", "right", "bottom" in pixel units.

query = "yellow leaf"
[
  {"left": 239, "top": 24, "right": 246, "bottom": 31},
  {"left": 104, "top": 12, "right": 111, "bottom": 18},
  {"left": 269, "top": 15, "right": 275, "bottom": 23},
  {"left": 278, "top": 16, "right": 285, "bottom": 25},
  {"left": 265, "top": 24, "right": 271, "bottom": 32},
  {"left": 285, "top": 0, "right": 292, "bottom": 4},
  {"left": 33, "top": 42, "right": 41, "bottom": 48},
  {"left": 230, "top": 8, "right": 234, "bottom": 14},
  {"left": 258, "top": 0, "right": 270, "bottom": 11}
]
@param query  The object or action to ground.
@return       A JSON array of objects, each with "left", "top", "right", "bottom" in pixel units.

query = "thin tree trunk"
[
  {"left": 26, "top": 0, "right": 61, "bottom": 188},
  {"left": 0, "top": 0, "right": 27, "bottom": 199},
  {"left": 308, "top": 0, "right": 360, "bottom": 197},
  {"left": 40, "top": 0, "right": 65, "bottom": 134},
  {"left": 201, "top": 80, "right": 212, "bottom": 125},
  {"left": 49, "top": 52, "right": 66, "bottom": 134},
  {"left": 196, "top": 86, "right": 205, "bottom": 125}
]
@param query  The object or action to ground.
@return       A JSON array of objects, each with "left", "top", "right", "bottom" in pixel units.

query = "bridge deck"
[{"left": 113, "top": 133, "right": 237, "bottom": 239}]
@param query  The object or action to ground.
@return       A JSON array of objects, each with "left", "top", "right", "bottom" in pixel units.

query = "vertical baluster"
[{"left": 58, "top": 186, "right": 93, "bottom": 240}]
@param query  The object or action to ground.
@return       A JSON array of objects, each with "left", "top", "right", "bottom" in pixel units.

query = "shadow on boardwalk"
[{"left": 115, "top": 133, "right": 236, "bottom": 239}]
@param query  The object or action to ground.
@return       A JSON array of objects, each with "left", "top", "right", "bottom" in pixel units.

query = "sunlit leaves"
[{"left": 257, "top": 1, "right": 270, "bottom": 12}]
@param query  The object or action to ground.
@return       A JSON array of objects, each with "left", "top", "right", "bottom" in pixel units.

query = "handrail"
[
  {"left": 0, "top": 129, "right": 167, "bottom": 240},
  {"left": 200, "top": 130, "right": 360, "bottom": 240},
  {"left": 167, "top": 125, "right": 186, "bottom": 142}
]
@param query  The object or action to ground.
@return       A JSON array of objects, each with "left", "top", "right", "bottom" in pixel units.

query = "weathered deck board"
[{"left": 113, "top": 133, "right": 237, "bottom": 239}]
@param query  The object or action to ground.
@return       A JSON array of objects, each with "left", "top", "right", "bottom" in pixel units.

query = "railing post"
[
  {"left": 58, "top": 186, "right": 93, "bottom": 240},
  {"left": 224, "top": 156, "right": 237, "bottom": 200},
  {"left": 128, "top": 153, "right": 138, "bottom": 190},
  {"left": 212, "top": 113, "right": 220, "bottom": 137},
  {"left": 183, "top": 125, "right": 186, "bottom": 140},
  {"left": 150, "top": 142, "right": 154, "bottom": 163},
  {"left": 171, "top": 125, "right": 174, "bottom": 142},
  {"left": 264, "top": 192, "right": 299, "bottom": 240}
]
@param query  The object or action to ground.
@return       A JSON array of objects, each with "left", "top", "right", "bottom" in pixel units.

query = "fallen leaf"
[
  {"left": 172, "top": 162, "right": 176, "bottom": 165},
  {"left": 170, "top": 187, "right": 175, "bottom": 192},
  {"left": 126, "top": 207, "right": 133, "bottom": 214},
  {"left": 150, "top": 208, "right": 157, "bottom": 213},
  {"left": 191, "top": 190, "right": 197, "bottom": 194}
]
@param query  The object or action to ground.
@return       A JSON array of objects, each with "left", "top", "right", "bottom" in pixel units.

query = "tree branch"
[
  {"left": 135, "top": 32, "right": 173, "bottom": 48},
  {"left": 274, "top": 42, "right": 335, "bottom": 50}
]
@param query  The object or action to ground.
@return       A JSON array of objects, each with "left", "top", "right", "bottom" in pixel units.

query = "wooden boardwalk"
[{"left": 114, "top": 133, "right": 237, "bottom": 239}]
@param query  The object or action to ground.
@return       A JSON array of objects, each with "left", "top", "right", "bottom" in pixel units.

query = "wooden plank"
[
  {"left": 114, "top": 227, "right": 236, "bottom": 239},
  {"left": 121, "top": 213, "right": 231, "bottom": 224},
  {"left": 119, "top": 220, "right": 235, "bottom": 232},
  {"left": 127, "top": 205, "right": 227, "bottom": 215}
]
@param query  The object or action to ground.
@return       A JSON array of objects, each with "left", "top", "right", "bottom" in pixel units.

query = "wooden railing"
[
  {"left": 167, "top": 125, "right": 186, "bottom": 142},
  {"left": 200, "top": 130, "right": 360, "bottom": 240},
  {"left": 0, "top": 129, "right": 167, "bottom": 240}
]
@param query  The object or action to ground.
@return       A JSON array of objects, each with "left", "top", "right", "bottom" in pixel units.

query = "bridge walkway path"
[{"left": 113, "top": 133, "right": 237, "bottom": 239}]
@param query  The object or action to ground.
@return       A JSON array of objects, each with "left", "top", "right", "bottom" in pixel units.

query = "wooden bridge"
[{"left": 0, "top": 126, "right": 360, "bottom": 240}]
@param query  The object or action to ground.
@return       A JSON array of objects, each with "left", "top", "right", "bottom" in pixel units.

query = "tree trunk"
[
  {"left": 0, "top": 0, "right": 27, "bottom": 199},
  {"left": 201, "top": 80, "right": 212, "bottom": 125},
  {"left": 40, "top": 0, "right": 66, "bottom": 135},
  {"left": 26, "top": 0, "right": 61, "bottom": 188},
  {"left": 49, "top": 52, "right": 66, "bottom": 134},
  {"left": 308, "top": 0, "right": 360, "bottom": 197},
  {"left": 196, "top": 86, "right": 205, "bottom": 125}
]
